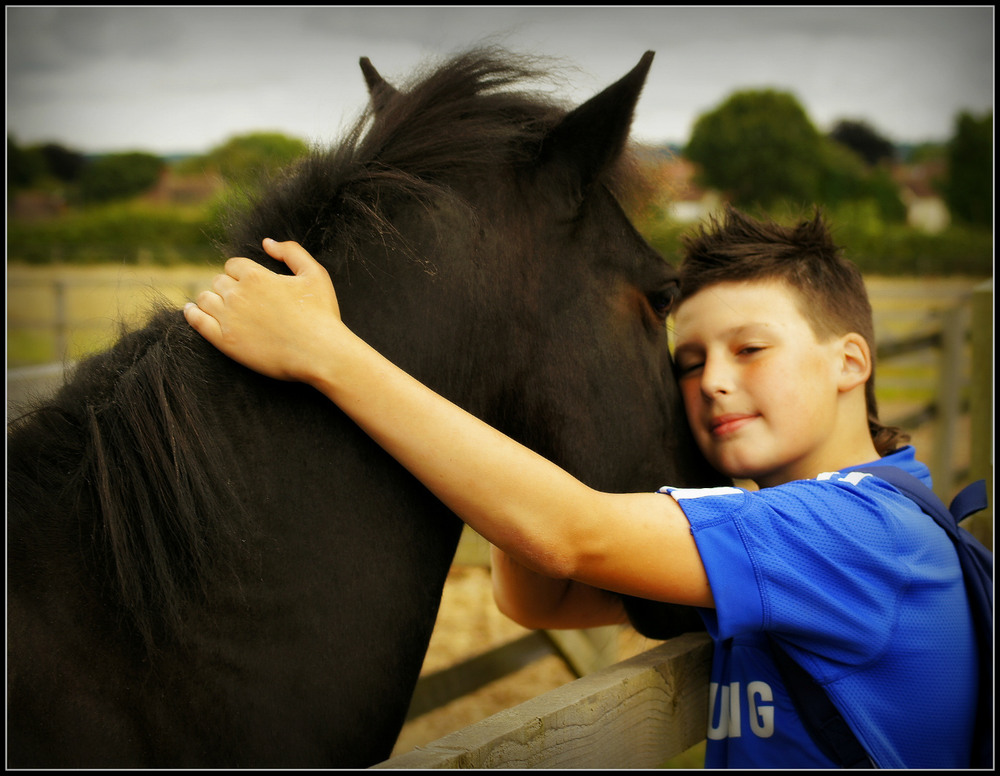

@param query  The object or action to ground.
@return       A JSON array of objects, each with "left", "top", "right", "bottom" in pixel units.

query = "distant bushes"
[
  {"left": 7, "top": 200, "right": 226, "bottom": 266},
  {"left": 77, "top": 152, "right": 165, "bottom": 205},
  {"left": 7, "top": 130, "right": 314, "bottom": 267},
  {"left": 834, "top": 220, "right": 993, "bottom": 276},
  {"left": 10, "top": 196, "right": 991, "bottom": 277},
  {"left": 639, "top": 206, "right": 991, "bottom": 278}
]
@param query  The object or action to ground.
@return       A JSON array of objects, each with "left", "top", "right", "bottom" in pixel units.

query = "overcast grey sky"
[{"left": 6, "top": 6, "right": 994, "bottom": 155}]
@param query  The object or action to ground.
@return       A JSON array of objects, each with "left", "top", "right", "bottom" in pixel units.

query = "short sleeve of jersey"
[{"left": 662, "top": 474, "right": 915, "bottom": 674}]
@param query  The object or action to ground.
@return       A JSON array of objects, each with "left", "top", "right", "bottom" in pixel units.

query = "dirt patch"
[{"left": 391, "top": 565, "right": 662, "bottom": 757}]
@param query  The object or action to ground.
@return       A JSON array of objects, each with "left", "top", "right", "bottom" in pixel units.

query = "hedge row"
[
  {"left": 8, "top": 201, "right": 993, "bottom": 278},
  {"left": 7, "top": 201, "right": 227, "bottom": 266},
  {"left": 641, "top": 211, "right": 992, "bottom": 278}
]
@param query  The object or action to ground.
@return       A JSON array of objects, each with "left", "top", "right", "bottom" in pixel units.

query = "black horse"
[{"left": 7, "top": 49, "right": 719, "bottom": 768}]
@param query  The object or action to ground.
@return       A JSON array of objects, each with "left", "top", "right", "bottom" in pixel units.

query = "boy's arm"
[
  {"left": 490, "top": 546, "right": 629, "bottom": 629},
  {"left": 185, "top": 240, "right": 714, "bottom": 611}
]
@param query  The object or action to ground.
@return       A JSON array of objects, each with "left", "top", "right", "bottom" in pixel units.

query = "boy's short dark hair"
[{"left": 677, "top": 205, "right": 908, "bottom": 456}]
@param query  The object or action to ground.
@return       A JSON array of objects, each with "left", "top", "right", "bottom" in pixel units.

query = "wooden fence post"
[
  {"left": 967, "top": 281, "right": 993, "bottom": 549},
  {"left": 930, "top": 304, "right": 966, "bottom": 497},
  {"left": 53, "top": 278, "right": 69, "bottom": 363}
]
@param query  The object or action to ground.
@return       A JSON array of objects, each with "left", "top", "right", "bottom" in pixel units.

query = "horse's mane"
[
  {"left": 8, "top": 308, "right": 250, "bottom": 652},
  {"left": 8, "top": 48, "right": 640, "bottom": 653}
]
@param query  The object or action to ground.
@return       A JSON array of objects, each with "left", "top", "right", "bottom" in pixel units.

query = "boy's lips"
[{"left": 709, "top": 413, "right": 757, "bottom": 437}]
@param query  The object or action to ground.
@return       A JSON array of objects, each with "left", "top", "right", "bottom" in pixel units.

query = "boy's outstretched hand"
[{"left": 184, "top": 238, "right": 344, "bottom": 383}]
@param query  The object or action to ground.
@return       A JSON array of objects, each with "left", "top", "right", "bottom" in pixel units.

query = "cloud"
[{"left": 6, "top": 6, "right": 993, "bottom": 154}]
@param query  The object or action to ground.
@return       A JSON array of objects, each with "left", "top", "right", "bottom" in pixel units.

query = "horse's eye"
[{"left": 647, "top": 286, "right": 677, "bottom": 319}]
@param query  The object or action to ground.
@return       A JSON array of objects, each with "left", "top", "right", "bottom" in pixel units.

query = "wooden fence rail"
[
  {"left": 7, "top": 274, "right": 208, "bottom": 367},
  {"left": 376, "top": 632, "right": 713, "bottom": 769}
]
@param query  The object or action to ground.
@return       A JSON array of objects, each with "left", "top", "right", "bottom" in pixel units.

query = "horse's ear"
[
  {"left": 539, "top": 51, "right": 654, "bottom": 206},
  {"left": 360, "top": 57, "right": 400, "bottom": 114}
]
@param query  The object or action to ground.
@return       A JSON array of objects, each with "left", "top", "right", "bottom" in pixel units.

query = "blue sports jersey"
[{"left": 660, "top": 446, "right": 976, "bottom": 768}]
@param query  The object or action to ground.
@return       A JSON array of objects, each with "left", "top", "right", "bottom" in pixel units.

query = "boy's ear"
[{"left": 837, "top": 332, "right": 872, "bottom": 392}]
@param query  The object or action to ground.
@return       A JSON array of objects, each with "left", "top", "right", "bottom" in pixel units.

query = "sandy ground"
[{"left": 390, "top": 565, "right": 662, "bottom": 758}]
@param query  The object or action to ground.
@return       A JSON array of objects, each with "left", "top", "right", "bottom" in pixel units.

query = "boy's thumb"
[{"left": 262, "top": 238, "right": 318, "bottom": 276}]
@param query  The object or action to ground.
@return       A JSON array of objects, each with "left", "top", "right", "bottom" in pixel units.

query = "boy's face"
[{"left": 672, "top": 279, "right": 850, "bottom": 488}]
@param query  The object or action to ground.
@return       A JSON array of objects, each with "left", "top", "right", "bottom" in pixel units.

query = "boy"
[{"left": 184, "top": 207, "right": 976, "bottom": 768}]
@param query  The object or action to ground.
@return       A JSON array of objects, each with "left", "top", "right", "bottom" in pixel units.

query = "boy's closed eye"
[
  {"left": 673, "top": 346, "right": 703, "bottom": 376},
  {"left": 674, "top": 343, "right": 766, "bottom": 372},
  {"left": 676, "top": 360, "right": 703, "bottom": 377}
]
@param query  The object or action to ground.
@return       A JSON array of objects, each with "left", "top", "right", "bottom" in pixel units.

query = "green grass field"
[
  {"left": 7, "top": 264, "right": 982, "bottom": 393},
  {"left": 7, "top": 263, "right": 219, "bottom": 366}
]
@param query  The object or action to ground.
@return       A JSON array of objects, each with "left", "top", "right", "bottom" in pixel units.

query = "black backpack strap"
[
  {"left": 768, "top": 636, "right": 875, "bottom": 768},
  {"left": 949, "top": 477, "right": 989, "bottom": 524}
]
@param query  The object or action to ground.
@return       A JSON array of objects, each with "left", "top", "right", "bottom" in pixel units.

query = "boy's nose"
[{"left": 700, "top": 359, "right": 732, "bottom": 397}]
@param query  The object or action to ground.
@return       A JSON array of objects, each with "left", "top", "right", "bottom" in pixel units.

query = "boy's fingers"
[
  {"left": 262, "top": 238, "right": 324, "bottom": 277},
  {"left": 223, "top": 256, "right": 260, "bottom": 281},
  {"left": 211, "top": 272, "right": 238, "bottom": 296},
  {"left": 183, "top": 301, "right": 222, "bottom": 342},
  {"left": 221, "top": 241, "right": 323, "bottom": 282},
  {"left": 195, "top": 287, "right": 226, "bottom": 316}
]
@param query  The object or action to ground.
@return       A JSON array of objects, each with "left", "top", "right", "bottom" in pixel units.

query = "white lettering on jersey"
[
  {"left": 707, "top": 681, "right": 776, "bottom": 740},
  {"left": 815, "top": 470, "right": 873, "bottom": 485},
  {"left": 707, "top": 682, "right": 730, "bottom": 740},
  {"left": 660, "top": 486, "right": 744, "bottom": 500},
  {"left": 747, "top": 681, "right": 775, "bottom": 737}
]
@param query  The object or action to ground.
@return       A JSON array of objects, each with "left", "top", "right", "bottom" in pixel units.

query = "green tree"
[
  {"left": 7, "top": 135, "right": 47, "bottom": 191},
  {"left": 40, "top": 142, "right": 87, "bottom": 183},
  {"left": 816, "top": 139, "right": 905, "bottom": 222},
  {"left": 684, "top": 89, "right": 825, "bottom": 209},
  {"left": 829, "top": 120, "right": 896, "bottom": 167},
  {"left": 944, "top": 110, "right": 992, "bottom": 227},
  {"left": 181, "top": 132, "right": 309, "bottom": 186},
  {"left": 904, "top": 142, "right": 947, "bottom": 165},
  {"left": 815, "top": 138, "right": 869, "bottom": 204},
  {"left": 859, "top": 167, "right": 907, "bottom": 223},
  {"left": 77, "top": 152, "right": 165, "bottom": 204}
]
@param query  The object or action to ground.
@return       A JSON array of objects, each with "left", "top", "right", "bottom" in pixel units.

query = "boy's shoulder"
[
  {"left": 662, "top": 446, "right": 929, "bottom": 527},
  {"left": 829, "top": 445, "right": 931, "bottom": 491},
  {"left": 664, "top": 445, "right": 926, "bottom": 496},
  {"left": 787, "top": 446, "right": 931, "bottom": 517},
  {"left": 834, "top": 444, "right": 923, "bottom": 476}
]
